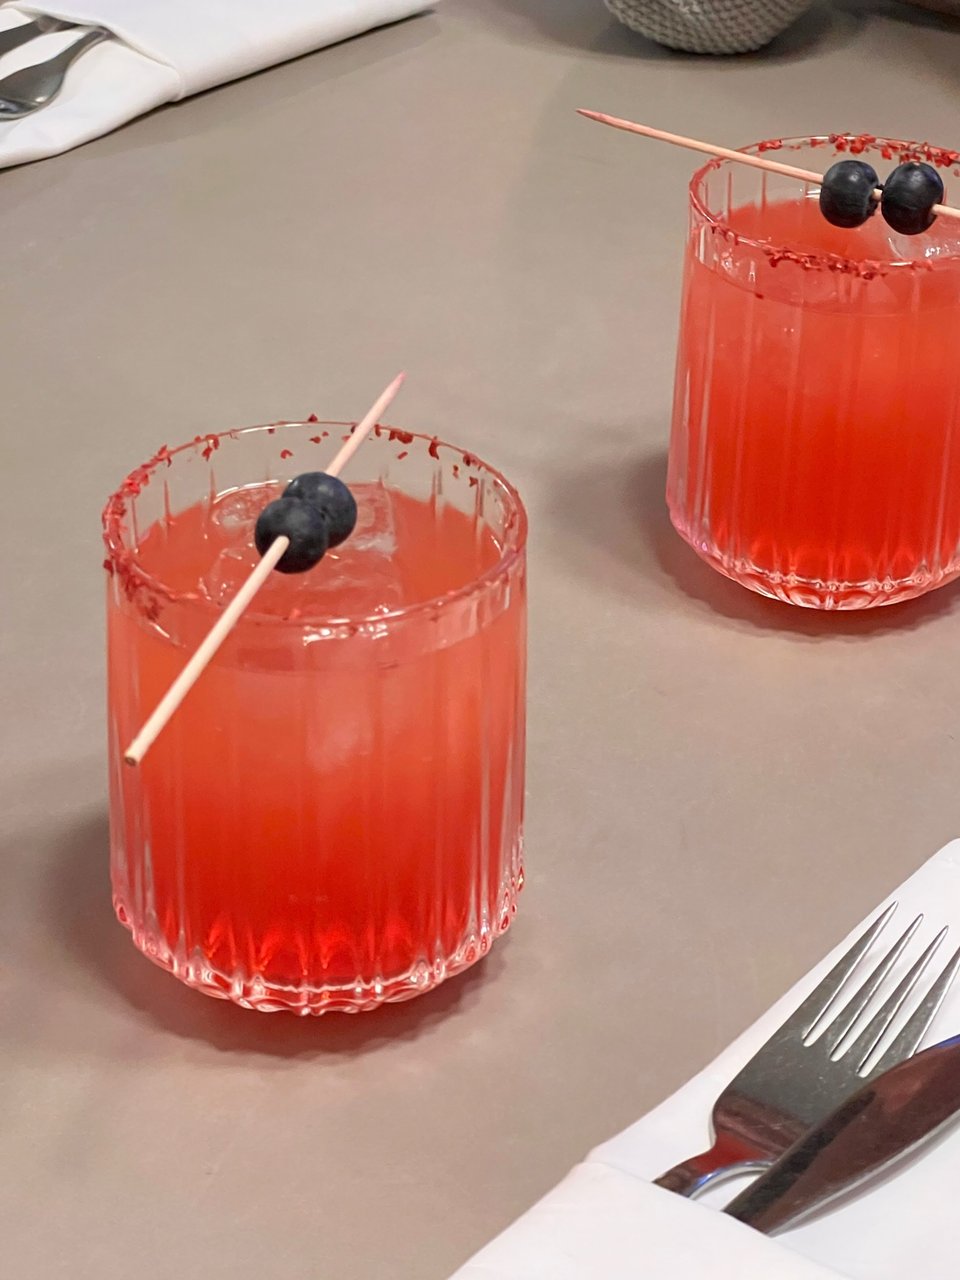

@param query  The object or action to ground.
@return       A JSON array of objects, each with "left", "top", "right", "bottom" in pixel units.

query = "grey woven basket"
[{"left": 604, "top": 0, "right": 813, "bottom": 53}]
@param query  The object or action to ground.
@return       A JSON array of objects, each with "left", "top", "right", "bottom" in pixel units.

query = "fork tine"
[
  {"left": 781, "top": 903, "right": 897, "bottom": 1040},
  {"left": 868, "top": 943, "right": 960, "bottom": 1076},
  {"left": 843, "top": 927, "right": 947, "bottom": 1071},
  {"left": 818, "top": 914, "right": 922, "bottom": 1052}
]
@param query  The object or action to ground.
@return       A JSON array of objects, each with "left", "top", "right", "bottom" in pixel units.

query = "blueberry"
[
  {"left": 819, "top": 160, "right": 880, "bottom": 229},
  {"left": 881, "top": 162, "right": 944, "bottom": 236},
  {"left": 254, "top": 496, "right": 329, "bottom": 573},
  {"left": 283, "top": 471, "right": 358, "bottom": 548}
]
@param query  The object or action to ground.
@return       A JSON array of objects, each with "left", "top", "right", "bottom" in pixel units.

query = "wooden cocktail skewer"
[
  {"left": 576, "top": 111, "right": 960, "bottom": 223},
  {"left": 124, "top": 371, "right": 406, "bottom": 767}
]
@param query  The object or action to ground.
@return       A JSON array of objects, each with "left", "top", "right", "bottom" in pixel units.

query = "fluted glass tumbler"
[
  {"left": 667, "top": 136, "right": 960, "bottom": 609},
  {"left": 104, "top": 423, "right": 527, "bottom": 1013}
]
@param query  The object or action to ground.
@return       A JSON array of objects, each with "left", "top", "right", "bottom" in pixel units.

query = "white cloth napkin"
[
  {"left": 452, "top": 840, "right": 960, "bottom": 1278},
  {"left": 0, "top": 0, "right": 434, "bottom": 168}
]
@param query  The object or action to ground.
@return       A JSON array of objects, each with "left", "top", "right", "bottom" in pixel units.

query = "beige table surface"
[{"left": 3, "top": 2, "right": 960, "bottom": 1277}]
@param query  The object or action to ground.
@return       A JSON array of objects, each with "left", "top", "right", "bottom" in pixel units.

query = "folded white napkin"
[
  {"left": 0, "top": 0, "right": 433, "bottom": 168},
  {"left": 452, "top": 840, "right": 960, "bottom": 1278}
]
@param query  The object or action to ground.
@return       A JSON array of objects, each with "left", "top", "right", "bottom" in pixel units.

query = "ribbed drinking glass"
[
  {"left": 667, "top": 135, "right": 960, "bottom": 608},
  {"left": 104, "top": 422, "right": 527, "bottom": 1013}
]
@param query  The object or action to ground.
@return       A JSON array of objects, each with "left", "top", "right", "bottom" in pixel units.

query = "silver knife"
[
  {"left": 724, "top": 1033, "right": 960, "bottom": 1234},
  {"left": 0, "top": 17, "right": 75, "bottom": 60}
]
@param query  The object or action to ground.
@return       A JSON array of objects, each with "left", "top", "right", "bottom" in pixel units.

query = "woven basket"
[
  {"left": 604, "top": 0, "right": 812, "bottom": 52},
  {"left": 605, "top": 0, "right": 958, "bottom": 53}
]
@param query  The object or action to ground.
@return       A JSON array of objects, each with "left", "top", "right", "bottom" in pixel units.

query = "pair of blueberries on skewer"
[
  {"left": 255, "top": 165, "right": 942, "bottom": 575},
  {"left": 819, "top": 159, "right": 945, "bottom": 235},
  {"left": 255, "top": 472, "right": 358, "bottom": 574}
]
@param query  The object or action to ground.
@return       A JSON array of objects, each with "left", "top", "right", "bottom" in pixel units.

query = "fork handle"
[{"left": 654, "top": 1143, "right": 772, "bottom": 1197}]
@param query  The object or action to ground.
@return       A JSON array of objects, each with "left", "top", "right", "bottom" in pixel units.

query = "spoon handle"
[{"left": 27, "top": 27, "right": 111, "bottom": 107}]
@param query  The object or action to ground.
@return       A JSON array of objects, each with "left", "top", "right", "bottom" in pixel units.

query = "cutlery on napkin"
[
  {"left": 0, "top": 0, "right": 437, "bottom": 168},
  {"left": 724, "top": 1033, "right": 960, "bottom": 1233},
  {"left": 450, "top": 840, "right": 960, "bottom": 1279}
]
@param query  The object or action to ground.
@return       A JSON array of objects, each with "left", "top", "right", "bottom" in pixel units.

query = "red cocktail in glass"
[
  {"left": 104, "top": 423, "right": 527, "bottom": 1012},
  {"left": 668, "top": 135, "right": 960, "bottom": 608}
]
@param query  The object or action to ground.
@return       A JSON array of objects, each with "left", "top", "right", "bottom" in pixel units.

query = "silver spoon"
[{"left": 0, "top": 26, "right": 110, "bottom": 120}]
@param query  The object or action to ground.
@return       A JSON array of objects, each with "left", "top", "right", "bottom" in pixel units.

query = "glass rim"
[
  {"left": 689, "top": 133, "right": 960, "bottom": 273},
  {"left": 102, "top": 421, "right": 528, "bottom": 630}
]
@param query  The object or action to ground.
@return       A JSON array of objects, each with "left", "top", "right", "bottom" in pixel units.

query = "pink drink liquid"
[
  {"left": 107, "top": 462, "right": 526, "bottom": 1013},
  {"left": 669, "top": 173, "right": 960, "bottom": 607}
]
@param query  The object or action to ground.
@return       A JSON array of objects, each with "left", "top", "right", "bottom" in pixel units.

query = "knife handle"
[
  {"left": 0, "top": 20, "right": 43, "bottom": 58},
  {"left": 0, "top": 17, "right": 75, "bottom": 58}
]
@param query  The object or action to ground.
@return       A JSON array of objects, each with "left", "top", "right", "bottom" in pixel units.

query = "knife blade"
[{"left": 724, "top": 1032, "right": 960, "bottom": 1234}]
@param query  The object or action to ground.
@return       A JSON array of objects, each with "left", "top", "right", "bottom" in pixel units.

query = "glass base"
[
  {"left": 671, "top": 515, "right": 960, "bottom": 610},
  {"left": 114, "top": 878, "right": 522, "bottom": 1015}
]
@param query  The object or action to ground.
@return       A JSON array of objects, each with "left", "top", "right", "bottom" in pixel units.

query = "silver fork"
[
  {"left": 0, "top": 26, "right": 110, "bottom": 120},
  {"left": 655, "top": 904, "right": 960, "bottom": 1196}
]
